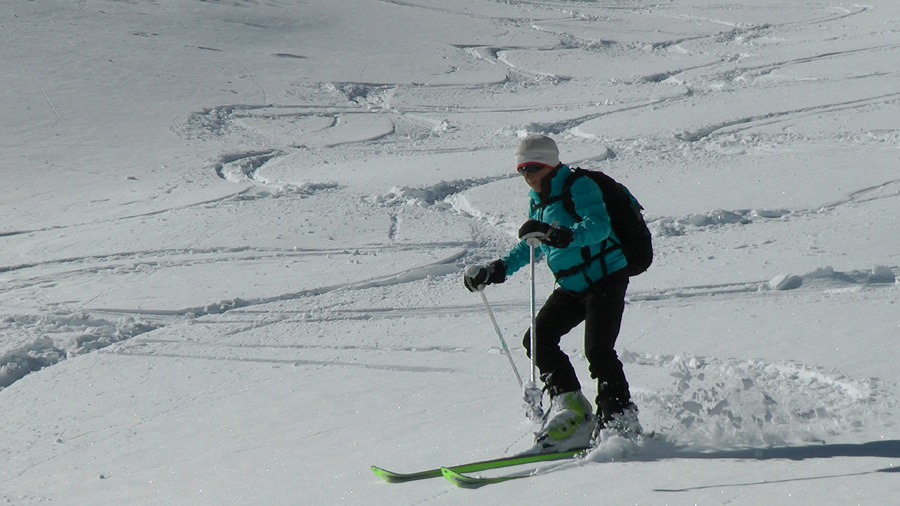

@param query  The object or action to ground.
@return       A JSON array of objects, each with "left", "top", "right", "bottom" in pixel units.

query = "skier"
[{"left": 464, "top": 134, "right": 641, "bottom": 451}]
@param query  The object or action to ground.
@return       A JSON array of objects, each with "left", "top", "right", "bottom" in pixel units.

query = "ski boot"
[
  {"left": 592, "top": 402, "right": 642, "bottom": 445},
  {"left": 533, "top": 390, "right": 594, "bottom": 452}
]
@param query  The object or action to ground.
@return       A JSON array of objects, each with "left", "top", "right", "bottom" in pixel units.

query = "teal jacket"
[{"left": 501, "top": 164, "right": 627, "bottom": 292}]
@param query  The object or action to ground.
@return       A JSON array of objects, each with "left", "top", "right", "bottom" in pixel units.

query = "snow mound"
[
  {"left": 627, "top": 352, "right": 895, "bottom": 448},
  {"left": 0, "top": 314, "right": 161, "bottom": 389},
  {"left": 762, "top": 266, "right": 897, "bottom": 292},
  {"left": 650, "top": 208, "right": 790, "bottom": 237},
  {"left": 767, "top": 274, "right": 803, "bottom": 291},
  {"left": 0, "top": 337, "right": 64, "bottom": 389},
  {"left": 802, "top": 266, "right": 897, "bottom": 287},
  {"left": 373, "top": 177, "right": 506, "bottom": 208}
]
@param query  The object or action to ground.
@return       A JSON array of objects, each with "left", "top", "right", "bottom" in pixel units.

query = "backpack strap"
[
  {"left": 530, "top": 171, "right": 579, "bottom": 217},
  {"left": 532, "top": 171, "right": 580, "bottom": 221},
  {"left": 534, "top": 168, "right": 620, "bottom": 284}
]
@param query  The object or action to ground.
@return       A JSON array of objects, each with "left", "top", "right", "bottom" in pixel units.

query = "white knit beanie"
[{"left": 515, "top": 134, "right": 560, "bottom": 169}]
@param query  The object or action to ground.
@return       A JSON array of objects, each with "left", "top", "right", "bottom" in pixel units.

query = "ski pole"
[
  {"left": 524, "top": 237, "right": 543, "bottom": 421},
  {"left": 477, "top": 289, "right": 523, "bottom": 388},
  {"left": 528, "top": 239, "right": 538, "bottom": 384}
]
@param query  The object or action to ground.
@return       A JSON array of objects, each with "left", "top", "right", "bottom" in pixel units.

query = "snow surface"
[{"left": 2, "top": 0, "right": 899, "bottom": 504}]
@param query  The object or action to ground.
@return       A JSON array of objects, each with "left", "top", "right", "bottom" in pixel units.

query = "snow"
[{"left": 2, "top": 0, "right": 899, "bottom": 504}]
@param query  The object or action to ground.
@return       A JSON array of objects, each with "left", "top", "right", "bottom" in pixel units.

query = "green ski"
[
  {"left": 441, "top": 466, "right": 533, "bottom": 487},
  {"left": 371, "top": 447, "right": 588, "bottom": 484}
]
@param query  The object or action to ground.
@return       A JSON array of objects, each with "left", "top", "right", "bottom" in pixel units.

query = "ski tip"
[
  {"left": 442, "top": 466, "right": 528, "bottom": 488},
  {"left": 371, "top": 465, "right": 413, "bottom": 483},
  {"left": 371, "top": 465, "right": 443, "bottom": 483},
  {"left": 370, "top": 465, "right": 393, "bottom": 482},
  {"left": 441, "top": 467, "right": 486, "bottom": 488}
]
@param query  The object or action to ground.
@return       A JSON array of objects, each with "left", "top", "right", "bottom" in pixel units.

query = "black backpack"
[{"left": 542, "top": 168, "right": 653, "bottom": 277}]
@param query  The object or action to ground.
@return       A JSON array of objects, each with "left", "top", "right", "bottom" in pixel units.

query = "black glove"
[
  {"left": 517, "top": 219, "right": 573, "bottom": 249},
  {"left": 464, "top": 259, "right": 507, "bottom": 292}
]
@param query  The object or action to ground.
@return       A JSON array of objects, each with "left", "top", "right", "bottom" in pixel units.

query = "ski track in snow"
[
  {"left": 3, "top": 165, "right": 897, "bottom": 420},
  {"left": 0, "top": 245, "right": 467, "bottom": 389},
  {"left": 163, "top": 1, "right": 894, "bottom": 160}
]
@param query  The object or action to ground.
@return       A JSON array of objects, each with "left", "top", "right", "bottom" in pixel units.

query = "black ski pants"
[{"left": 523, "top": 269, "right": 632, "bottom": 423}]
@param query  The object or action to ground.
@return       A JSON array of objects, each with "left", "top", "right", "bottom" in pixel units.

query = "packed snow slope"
[{"left": 2, "top": 0, "right": 899, "bottom": 504}]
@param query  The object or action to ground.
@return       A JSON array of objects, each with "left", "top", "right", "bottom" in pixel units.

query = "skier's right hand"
[
  {"left": 518, "top": 219, "right": 573, "bottom": 249},
  {"left": 463, "top": 260, "right": 507, "bottom": 292}
]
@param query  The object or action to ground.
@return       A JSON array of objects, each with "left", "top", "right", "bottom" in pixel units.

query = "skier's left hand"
[{"left": 518, "top": 219, "right": 573, "bottom": 249}]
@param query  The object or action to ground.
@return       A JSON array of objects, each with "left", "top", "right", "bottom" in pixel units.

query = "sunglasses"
[{"left": 516, "top": 163, "right": 550, "bottom": 175}]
